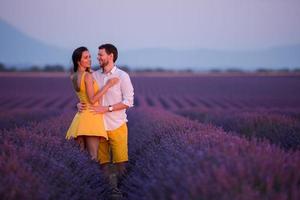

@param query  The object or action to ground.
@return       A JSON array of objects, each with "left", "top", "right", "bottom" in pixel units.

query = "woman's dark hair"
[
  {"left": 98, "top": 44, "right": 118, "bottom": 62},
  {"left": 72, "top": 46, "right": 89, "bottom": 72}
]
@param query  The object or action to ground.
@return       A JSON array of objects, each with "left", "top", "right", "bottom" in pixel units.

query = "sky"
[{"left": 1, "top": 0, "right": 300, "bottom": 52}]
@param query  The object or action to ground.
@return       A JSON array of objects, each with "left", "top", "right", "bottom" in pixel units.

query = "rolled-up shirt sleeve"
[{"left": 121, "top": 73, "right": 134, "bottom": 107}]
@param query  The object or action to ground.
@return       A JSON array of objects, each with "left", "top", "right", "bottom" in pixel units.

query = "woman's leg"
[
  {"left": 85, "top": 136, "right": 100, "bottom": 161},
  {"left": 75, "top": 136, "right": 85, "bottom": 151}
]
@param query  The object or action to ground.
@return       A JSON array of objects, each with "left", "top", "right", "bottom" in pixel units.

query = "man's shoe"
[
  {"left": 109, "top": 187, "right": 123, "bottom": 200},
  {"left": 108, "top": 173, "right": 118, "bottom": 187}
]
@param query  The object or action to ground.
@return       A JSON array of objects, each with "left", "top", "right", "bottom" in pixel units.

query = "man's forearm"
[
  {"left": 90, "top": 102, "right": 130, "bottom": 114},
  {"left": 108, "top": 102, "right": 129, "bottom": 112}
]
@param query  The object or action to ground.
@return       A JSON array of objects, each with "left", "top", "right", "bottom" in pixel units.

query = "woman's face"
[{"left": 78, "top": 51, "right": 91, "bottom": 69}]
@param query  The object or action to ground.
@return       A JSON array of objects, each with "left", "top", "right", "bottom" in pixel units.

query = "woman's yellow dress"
[{"left": 66, "top": 72, "right": 107, "bottom": 140}]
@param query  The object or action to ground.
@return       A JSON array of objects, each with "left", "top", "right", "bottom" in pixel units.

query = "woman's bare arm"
[{"left": 85, "top": 73, "right": 118, "bottom": 104}]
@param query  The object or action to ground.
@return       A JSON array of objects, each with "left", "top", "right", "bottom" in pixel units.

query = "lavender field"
[{"left": 1, "top": 72, "right": 300, "bottom": 200}]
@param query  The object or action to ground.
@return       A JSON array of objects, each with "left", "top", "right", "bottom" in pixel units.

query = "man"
[{"left": 79, "top": 44, "right": 134, "bottom": 194}]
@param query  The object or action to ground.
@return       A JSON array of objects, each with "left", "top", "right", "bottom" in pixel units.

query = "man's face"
[{"left": 97, "top": 49, "right": 110, "bottom": 69}]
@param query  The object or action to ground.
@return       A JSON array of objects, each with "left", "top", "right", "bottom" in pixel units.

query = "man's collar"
[
  {"left": 110, "top": 66, "right": 117, "bottom": 74},
  {"left": 102, "top": 66, "right": 117, "bottom": 75}
]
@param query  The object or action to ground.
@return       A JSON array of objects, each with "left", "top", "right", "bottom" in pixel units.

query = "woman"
[{"left": 66, "top": 46, "right": 118, "bottom": 161}]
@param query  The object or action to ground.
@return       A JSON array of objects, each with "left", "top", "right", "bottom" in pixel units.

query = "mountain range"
[
  {"left": 120, "top": 45, "right": 300, "bottom": 71},
  {"left": 0, "top": 19, "right": 71, "bottom": 67},
  {"left": 1, "top": 19, "right": 300, "bottom": 71}
]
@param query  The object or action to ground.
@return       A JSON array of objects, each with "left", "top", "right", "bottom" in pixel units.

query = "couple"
[{"left": 65, "top": 44, "right": 134, "bottom": 194}]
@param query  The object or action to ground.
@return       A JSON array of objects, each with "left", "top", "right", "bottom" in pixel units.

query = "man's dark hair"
[{"left": 98, "top": 44, "right": 118, "bottom": 62}]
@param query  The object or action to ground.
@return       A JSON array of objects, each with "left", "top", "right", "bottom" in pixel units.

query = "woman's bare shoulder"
[{"left": 84, "top": 72, "right": 93, "bottom": 81}]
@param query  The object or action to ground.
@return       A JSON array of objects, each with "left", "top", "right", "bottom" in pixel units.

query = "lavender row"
[
  {"left": 176, "top": 108, "right": 300, "bottom": 150},
  {"left": 132, "top": 75, "right": 300, "bottom": 109},
  {"left": 0, "top": 109, "right": 61, "bottom": 130},
  {"left": 134, "top": 94, "right": 300, "bottom": 113},
  {"left": 1, "top": 108, "right": 299, "bottom": 199},
  {"left": 0, "top": 95, "right": 77, "bottom": 111},
  {"left": 0, "top": 113, "right": 109, "bottom": 200},
  {"left": 2, "top": 75, "right": 300, "bottom": 111},
  {"left": 123, "top": 108, "right": 300, "bottom": 200}
]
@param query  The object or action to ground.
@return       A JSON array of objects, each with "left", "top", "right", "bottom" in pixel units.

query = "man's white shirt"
[{"left": 92, "top": 66, "right": 134, "bottom": 131}]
